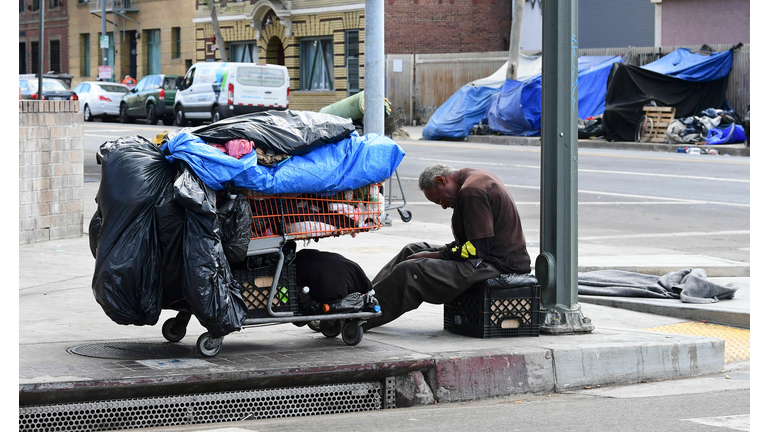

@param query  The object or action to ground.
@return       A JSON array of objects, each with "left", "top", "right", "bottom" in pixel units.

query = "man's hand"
[{"left": 406, "top": 251, "right": 442, "bottom": 260}]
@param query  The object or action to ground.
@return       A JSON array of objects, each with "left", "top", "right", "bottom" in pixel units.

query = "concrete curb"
[
  {"left": 461, "top": 135, "right": 751, "bottom": 157},
  {"left": 579, "top": 296, "right": 750, "bottom": 329}
]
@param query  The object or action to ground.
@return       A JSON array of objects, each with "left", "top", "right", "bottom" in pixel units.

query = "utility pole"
[
  {"left": 537, "top": 0, "right": 593, "bottom": 334},
  {"left": 506, "top": 0, "right": 525, "bottom": 80},
  {"left": 209, "top": 0, "right": 228, "bottom": 60},
  {"left": 363, "top": 0, "right": 385, "bottom": 135},
  {"left": 38, "top": 0, "right": 45, "bottom": 99},
  {"left": 101, "top": 0, "right": 108, "bottom": 81}
]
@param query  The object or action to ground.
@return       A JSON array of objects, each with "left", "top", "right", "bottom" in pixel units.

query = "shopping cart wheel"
[
  {"left": 161, "top": 317, "right": 187, "bottom": 343},
  {"left": 397, "top": 208, "right": 412, "bottom": 223},
  {"left": 320, "top": 319, "right": 343, "bottom": 338},
  {"left": 342, "top": 321, "right": 364, "bottom": 346},
  {"left": 196, "top": 332, "right": 223, "bottom": 357},
  {"left": 307, "top": 320, "right": 322, "bottom": 332}
]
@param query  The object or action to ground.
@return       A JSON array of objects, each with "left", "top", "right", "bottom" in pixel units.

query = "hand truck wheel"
[
  {"left": 397, "top": 208, "right": 412, "bottom": 223},
  {"left": 320, "top": 319, "right": 343, "bottom": 338},
  {"left": 196, "top": 332, "right": 223, "bottom": 357},
  {"left": 342, "top": 320, "right": 364, "bottom": 346},
  {"left": 307, "top": 320, "right": 322, "bottom": 332}
]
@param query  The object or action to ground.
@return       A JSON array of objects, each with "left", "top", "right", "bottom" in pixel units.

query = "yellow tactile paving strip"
[{"left": 644, "top": 322, "right": 750, "bottom": 363}]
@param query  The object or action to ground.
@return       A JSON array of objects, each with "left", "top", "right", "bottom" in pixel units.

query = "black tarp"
[{"left": 602, "top": 63, "right": 729, "bottom": 142}]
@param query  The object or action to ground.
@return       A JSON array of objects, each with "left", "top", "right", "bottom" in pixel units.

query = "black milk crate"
[
  {"left": 232, "top": 261, "right": 298, "bottom": 318},
  {"left": 444, "top": 284, "right": 540, "bottom": 338}
]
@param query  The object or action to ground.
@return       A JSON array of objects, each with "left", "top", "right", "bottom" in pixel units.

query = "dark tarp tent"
[
  {"left": 485, "top": 55, "right": 622, "bottom": 137},
  {"left": 602, "top": 46, "right": 739, "bottom": 142}
]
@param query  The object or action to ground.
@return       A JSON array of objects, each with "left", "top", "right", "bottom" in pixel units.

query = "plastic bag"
[
  {"left": 91, "top": 136, "right": 176, "bottom": 326},
  {"left": 217, "top": 193, "right": 252, "bottom": 265},
  {"left": 173, "top": 162, "right": 248, "bottom": 338},
  {"left": 484, "top": 273, "right": 539, "bottom": 289},
  {"left": 188, "top": 110, "right": 356, "bottom": 156}
]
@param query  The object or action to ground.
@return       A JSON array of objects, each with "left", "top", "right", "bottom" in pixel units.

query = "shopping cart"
[{"left": 162, "top": 183, "right": 385, "bottom": 357}]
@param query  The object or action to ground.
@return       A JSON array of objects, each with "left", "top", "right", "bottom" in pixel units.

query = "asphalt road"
[{"left": 83, "top": 121, "right": 750, "bottom": 266}]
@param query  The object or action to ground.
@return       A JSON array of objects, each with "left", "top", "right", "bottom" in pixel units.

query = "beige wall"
[
  {"left": 19, "top": 101, "right": 84, "bottom": 244},
  {"left": 68, "top": 0, "right": 197, "bottom": 87}
]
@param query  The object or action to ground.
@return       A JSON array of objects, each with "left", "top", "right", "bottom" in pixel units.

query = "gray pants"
[{"left": 363, "top": 242, "right": 503, "bottom": 330}]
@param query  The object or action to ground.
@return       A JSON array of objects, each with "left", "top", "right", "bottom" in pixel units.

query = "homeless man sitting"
[{"left": 363, "top": 163, "right": 532, "bottom": 330}]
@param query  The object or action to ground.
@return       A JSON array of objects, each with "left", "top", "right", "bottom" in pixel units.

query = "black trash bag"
[
  {"left": 88, "top": 209, "right": 102, "bottom": 258},
  {"left": 484, "top": 273, "right": 539, "bottom": 289},
  {"left": 173, "top": 162, "right": 248, "bottom": 338},
  {"left": 91, "top": 136, "right": 177, "bottom": 326},
  {"left": 216, "top": 192, "right": 252, "bottom": 265},
  {"left": 578, "top": 116, "right": 604, "bottom": 139},
  {"left": 299, "top": 292, "right": 380, "bottom": 315},
  {"left": 293, "top": 249, "right": 373, "bottom": 304},
  {"left": 155, "top": 195, "right": 187, "bottom": 309},
  {"left": 188, "top": 109, "right": 356, "bottom": 156}
]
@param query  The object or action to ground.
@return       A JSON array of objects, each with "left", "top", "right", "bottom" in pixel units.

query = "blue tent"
[
  {"left": 421, "top": 54, "right": 542, "bottom": 141},
  {"left": 486, "top": 56, "right": 622, "bottom": 137},
  {"left": 641, "top": 48, "right": 734, "bottom": 82}
]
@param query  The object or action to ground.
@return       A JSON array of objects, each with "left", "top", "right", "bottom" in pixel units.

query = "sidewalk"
[
  {"left": 397, "top": 125, "right": 751, "bottom": 157},
  {"left": 19, "top": 177, "right": 750, "bottom": 417}
]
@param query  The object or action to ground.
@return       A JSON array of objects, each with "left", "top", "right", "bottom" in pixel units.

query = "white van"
[{"left": 173, "top": 62, "right": 290, "bottom": 126}]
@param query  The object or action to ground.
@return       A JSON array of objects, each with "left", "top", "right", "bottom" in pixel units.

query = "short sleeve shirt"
[{"left": 451, "top": 168, "right": 531, "bottom": 273}]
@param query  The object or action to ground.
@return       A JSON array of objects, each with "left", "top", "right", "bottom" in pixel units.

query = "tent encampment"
[
  {"left": 421, "top": 54, "right": 542, "bottom": 141},
  {"left": 602, "top": 46, "right": 740, "bottom": 142},
  {"left": 485, "top": 55, "right": 622, "bottom": 137}
]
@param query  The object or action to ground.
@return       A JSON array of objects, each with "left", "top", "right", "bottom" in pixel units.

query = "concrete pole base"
[{"left": 540, "top": 304, "right": 595, "bottom": 335}]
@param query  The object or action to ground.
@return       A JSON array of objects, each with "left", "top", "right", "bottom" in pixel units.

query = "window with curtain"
[
  {"left": 146, "top": 29, "right": 161, "bottom": 75},
  {"left": 300, "top": 38, "right": 334, "bottom": 91},
  {"left": 81, "top": 34, "right": 90, "bottom": 77},
  {"left": 229, "top": 42, "right": 258, "bottom": 63}
]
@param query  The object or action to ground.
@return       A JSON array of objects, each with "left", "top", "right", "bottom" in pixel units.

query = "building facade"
[
  {"left": 20, "top": 0, "right": 70, "bottom": 75},
  {"left": 192, "top": 0, "right": 365, "bottom": 112},
  {"left": 67, "top": 0, "right": 197, "bottom": 87}
]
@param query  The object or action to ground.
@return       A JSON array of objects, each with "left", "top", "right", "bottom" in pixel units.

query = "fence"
[{"left": 389, "top": 44, "right": 749, "bottom": 125}]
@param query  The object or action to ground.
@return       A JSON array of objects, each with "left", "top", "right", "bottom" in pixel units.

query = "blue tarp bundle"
[
  {"left": 421, "top": 54, "right": 543, "bottom": 141},
  {"left": 641, "top": 48, "right": 734, "bottom": 82},
  {"left": 486, "top": 56, "right": 622, "bottom": 137},
  {"left": 162, "top": 130, "right": 405, "bottom": 194}
]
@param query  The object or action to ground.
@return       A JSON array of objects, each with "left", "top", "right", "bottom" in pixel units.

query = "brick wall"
[
  {"left": 385, "top": 0, "right": 513, "bottom": 54},
  {"left": 19, "top": 101, "right": 84, "bottom": 244},
  {"left": 19, "top": 0, "right": 70, "bottom": 75}
]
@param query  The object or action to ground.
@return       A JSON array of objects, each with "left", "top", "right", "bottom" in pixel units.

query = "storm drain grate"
[
  {"left": 20, "top": 382, "right": 385, "bottom": 431},
  {"left": 68, "top": 342, "right": 195, "bottom": 360}
]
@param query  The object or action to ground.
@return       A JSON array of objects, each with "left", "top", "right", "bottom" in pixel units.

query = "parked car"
[
  {"left": 19, "top": 77, "right": 78, "bottom": 101},
  {"left": 119, "top": 74, "right": 179, "bottom": 125},
  {"left": 174, "top": 62, "right": 289, "bottom": 127},
  {"left": 73, "top": 81, "right": 130, "bottom": 122}
]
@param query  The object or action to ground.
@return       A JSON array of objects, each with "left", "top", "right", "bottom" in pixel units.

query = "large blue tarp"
[
  {"left": 421, "top": 85, "right": 503, "bottom": 141},
  {"left": 486, "top": 56, "right": 622, "bottom": 137},
  {"left": 163, "top": 130, "right": 405, "bottom": 194},
  {"left": 641, "top": 48, "right": 734, "bottom": 82},
  {"left": 421, "top": 54, "right": 543, "bottom": 141}
]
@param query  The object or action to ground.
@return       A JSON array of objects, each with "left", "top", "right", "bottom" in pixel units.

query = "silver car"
[{"left": 73, "top": 81, "right": 130, "bottom": 122}]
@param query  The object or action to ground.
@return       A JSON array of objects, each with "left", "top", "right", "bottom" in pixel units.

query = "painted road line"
[{"left": 580, "top": 230, "right": 749, "bottom": 241}]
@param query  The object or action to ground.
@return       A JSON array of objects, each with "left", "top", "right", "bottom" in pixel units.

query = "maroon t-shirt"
[{"left": 448, "top": 168, "right": 531, "bottom": 274}]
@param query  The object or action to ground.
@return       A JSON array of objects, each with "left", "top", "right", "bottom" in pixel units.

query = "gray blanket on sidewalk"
[{"left": 577, "top": 268, "right": 739, "bottom": 304}]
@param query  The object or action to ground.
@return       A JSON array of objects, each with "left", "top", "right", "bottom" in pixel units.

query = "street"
[
  {"left": 83, "top": 122, "right": 750, "bottom": 267},
  {"left": 116, "top": 375, "right": 751, "bottom": 432}
]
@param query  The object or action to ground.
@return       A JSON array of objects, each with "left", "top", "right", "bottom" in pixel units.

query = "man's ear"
[{"left": 435, "top": 176, "right": 446, "bottom": 186}]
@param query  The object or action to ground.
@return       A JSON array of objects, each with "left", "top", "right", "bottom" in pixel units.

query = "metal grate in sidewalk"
[
  {"left": 644, "top": 322, "right": 750, "bottom": 363},
  {"left": 20, "top": 381, "right": 389, "bottom": 432}
]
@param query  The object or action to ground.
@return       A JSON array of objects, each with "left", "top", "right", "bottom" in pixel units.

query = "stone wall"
[{"left": 19, "top": 100, "right": 84, "bottom": 244}]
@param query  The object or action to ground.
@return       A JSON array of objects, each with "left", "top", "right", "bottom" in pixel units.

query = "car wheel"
[
  {"left": 212, "top": 106, "right": 221, "bottom": 124},
  {"left": 146, "top": 103, "right": 158, "bottom": 125},
  {"left": 118, "top": 104, "right": 133, "bottom": 124},
  {"left": 175, "top": 106, "right": 187, "bottom": 127},
  {"left": 83, "top": 105, "right": 93, "bottom": 122}
]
